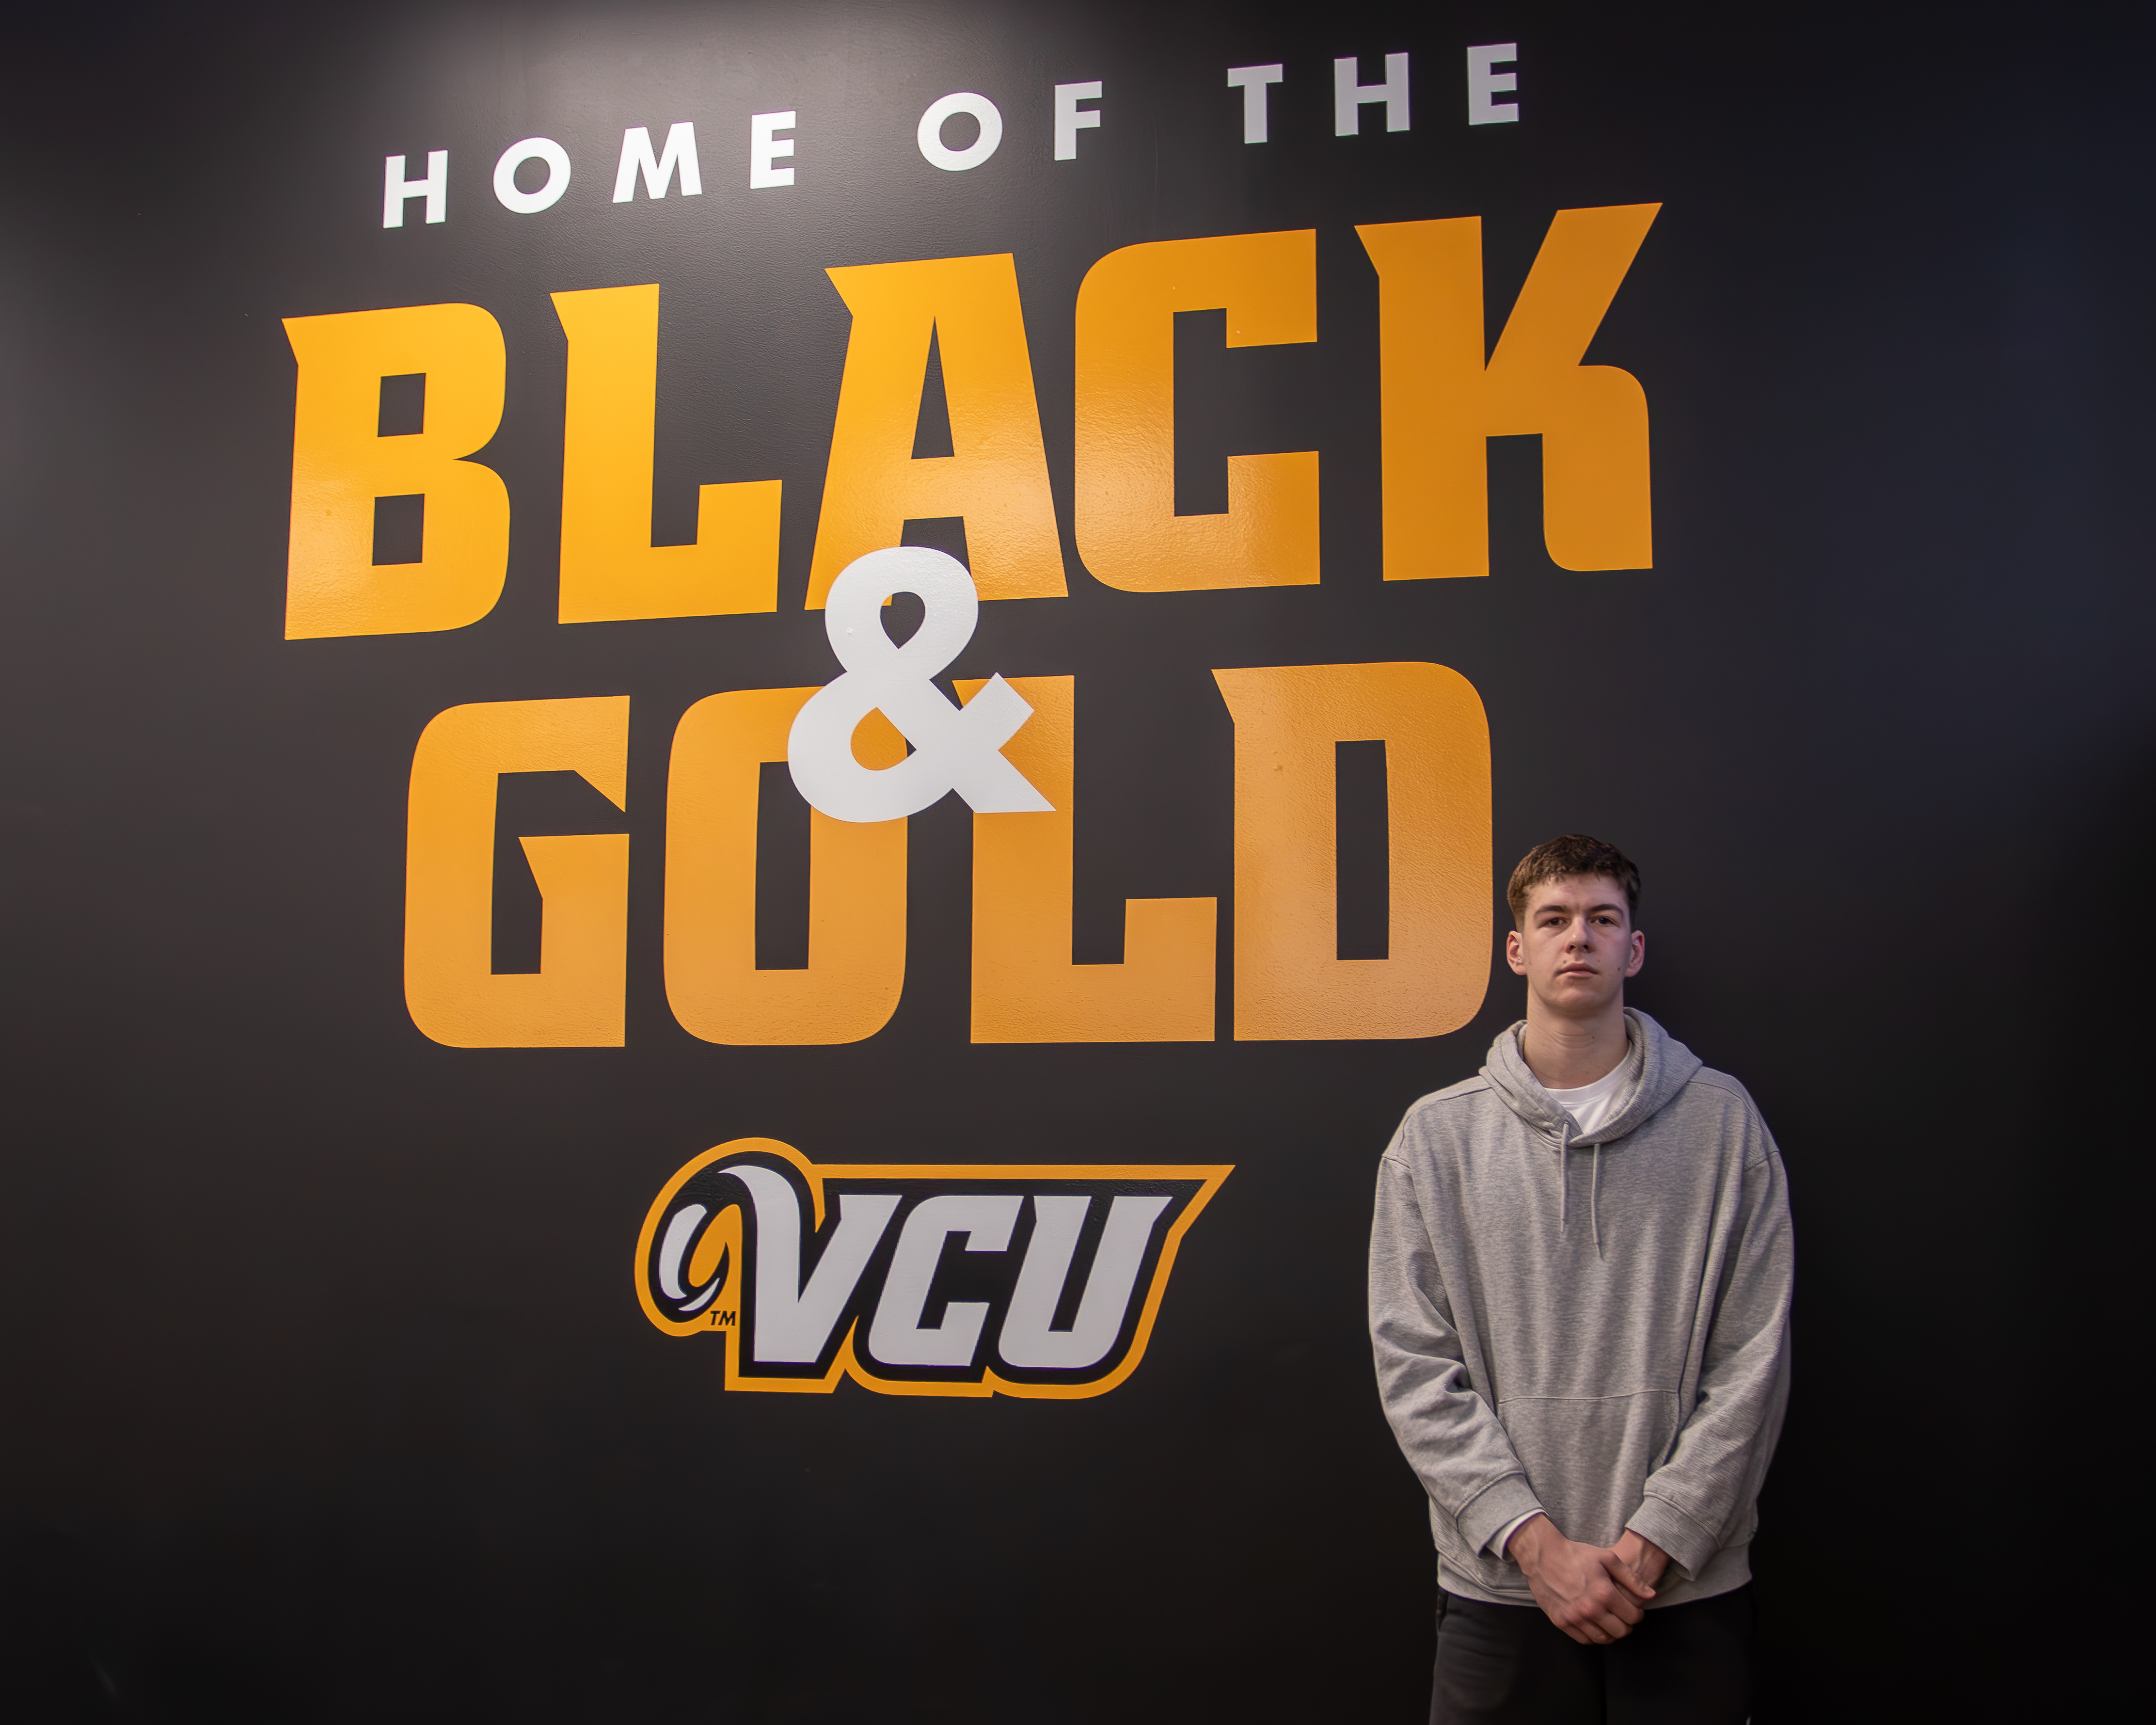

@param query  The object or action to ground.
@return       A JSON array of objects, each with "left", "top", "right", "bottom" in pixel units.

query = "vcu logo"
[{"left": 635, "top": 1139, "right": 1231, "bottom": 1398}]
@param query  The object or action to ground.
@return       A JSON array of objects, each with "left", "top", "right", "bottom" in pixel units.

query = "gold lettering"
[
  {"left": 553, "top": 284, "right": 782, "bottom": 623},
  {"left": 283, "top": 302, "right": 509, "bottom": 638},
  {"left": 808, "top": 254, "right": 1063, "bottom": 606},
  {"left": 963, "top": 676, "right": 1216, "bottom": 1042},
  {"left": 664, "top": 689, "right": 908, "bottom": 1044},
  {"left": 1357, "top": 205, "right": 1660, "bottom": 579},
  {"left": 1074, "top": 230, "right": 1319, "bottom": 592},
  {"left": 404, "top": 697, "right": 631, "bottom": 1047},
  {"left": 1212, "top": 663, "right": 1489, "bottom": 1040}
]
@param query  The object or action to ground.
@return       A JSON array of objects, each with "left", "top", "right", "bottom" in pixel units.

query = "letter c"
[{"left": 867, "top": 1194, "right": 1022, "bottom": 1367}]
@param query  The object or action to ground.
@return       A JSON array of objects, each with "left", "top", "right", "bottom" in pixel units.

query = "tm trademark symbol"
[{"left": 709, "top": 1310, "right": 736, "bottom": 1328}]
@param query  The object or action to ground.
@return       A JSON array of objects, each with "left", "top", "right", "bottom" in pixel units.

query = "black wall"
[{"left": 1, "top": 2, "right": 2148, "bottom": 1718}]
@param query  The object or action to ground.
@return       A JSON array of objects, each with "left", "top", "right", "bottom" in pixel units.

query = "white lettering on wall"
[
  {"left": 749, "top": 111, "right": 797, "bottom": 188},
  {"left": 613, "top": 122, "right": 702, "bottom": 201},
  {"left": 1225, "top": 64, "right": 1284, "bottom": 144},
  {"left": 493, "top": 138, "right": 572, "bottom": 214},
  {"left": 1053, "top": 81, "right": 1102, "bottom": 160},
  {"left": 1467, "top": 45, "right": 1519, "bottom": 125},
  {"left": 382, "top": 49, "right": 1538, "bottom": 232},
  {"left": 917, "top": 92, "right": 1003, "bottom": 171},
  {"left": 382, "top": 151, "right": 447, "bottom": 227},
  {"left": 1334, "top": 52, "right": 1410, "bottom": 135}
]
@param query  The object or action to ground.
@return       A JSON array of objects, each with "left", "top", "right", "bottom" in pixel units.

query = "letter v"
[{"left": 727, "top": 1165, "right": 899, "bottom": 1363}]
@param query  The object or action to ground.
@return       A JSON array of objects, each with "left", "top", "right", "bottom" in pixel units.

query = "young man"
[{"left": 1369, "top": 836, "right": 1793, "bottom": 1725}]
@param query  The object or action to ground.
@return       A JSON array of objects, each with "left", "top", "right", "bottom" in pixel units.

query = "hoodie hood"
[
  {"left": 1483, "top": 1008, "right": 1702, "bottom": 1146},
  {"left": 1482, "top": 1010, "right": 1706, "bottom": 1256}
]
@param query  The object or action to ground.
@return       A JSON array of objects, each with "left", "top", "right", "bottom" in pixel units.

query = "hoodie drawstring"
[
  {"left": 1559, "top": 1134, "right": 1570, "bottom": 1238},
  {"left": 1590, "top": 1142, "right": 1604, "bottom": 1261},
  {"left": 1559, "top": 1135, "right": 1607, "bottom": 1260}
]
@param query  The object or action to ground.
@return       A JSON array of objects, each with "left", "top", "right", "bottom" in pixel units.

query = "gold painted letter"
[
  {"left": 1212, "top": 664, "right": 1489, "bottom": 1040},
  {"left": 284, "top": 302, "right": 509, "bottom": 638},
  {"left": 1357, "top": 205, "right": 1660, "bottom": 579},
  {"left": 808, "top": 254, "right": 1063, "bottom": 607},
  {"left": 964, "top": 676, "right": 1216, "bottom": 1043},
  {"left": 664, "top": 689, "right": 908, "bottom": 1045},
  {"left": 553, "top": 284, "right": 782, "bottom": 623},
  {"left": 1074, "top": 229, "right": 1319, "bottom": 592},
  {"left": 404, "top": 696, "right": 631, "bottom": 1047}
]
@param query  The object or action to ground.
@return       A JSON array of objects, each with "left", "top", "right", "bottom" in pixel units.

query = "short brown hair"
[{"left": 1506, "top": 835, "right": 1641, "bottom": 926}]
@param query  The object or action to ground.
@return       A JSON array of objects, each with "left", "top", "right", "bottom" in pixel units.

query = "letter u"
[{"left": 999, "top": 1194, "right": 1171, "bottom": 1369}]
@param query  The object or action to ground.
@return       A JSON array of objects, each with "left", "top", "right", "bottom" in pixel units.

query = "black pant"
[{"left": 1429, "top": 1586, "right": 1752, "bottom": 1725}]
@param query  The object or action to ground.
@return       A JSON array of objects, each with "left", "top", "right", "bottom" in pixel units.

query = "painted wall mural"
[{"left": 0, "top": 2, "right": 2144, "bottom": 1718}]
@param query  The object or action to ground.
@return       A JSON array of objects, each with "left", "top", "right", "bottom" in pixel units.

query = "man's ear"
[
  {"left": 1505, "top": 928, "right": 1528, "bottom": 976},
  {"left": 1624, "top": 929, "right": 1646, "bottom": 978}
]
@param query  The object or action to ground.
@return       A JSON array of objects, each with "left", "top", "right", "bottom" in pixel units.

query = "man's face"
[{"left": 1504, "top": 874, "right": 1645, "bottom": 1019}]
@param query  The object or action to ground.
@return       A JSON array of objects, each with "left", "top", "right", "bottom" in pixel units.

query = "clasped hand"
[{"left": 1505, "top": 1516, "right": 1669, "bottom": 1645}]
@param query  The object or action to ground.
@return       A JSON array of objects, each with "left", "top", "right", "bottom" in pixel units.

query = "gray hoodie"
[{"left": 1369, "top": 1010, "right": 1792, "bottom": 1608}]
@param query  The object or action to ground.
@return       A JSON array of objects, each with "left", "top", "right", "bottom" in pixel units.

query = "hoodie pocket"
[{"left": 1493, "top": 1391, "right": 1682, "bottom": 1549}]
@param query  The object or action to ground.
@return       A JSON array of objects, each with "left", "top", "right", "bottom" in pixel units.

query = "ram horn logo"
[{"left": 634, "top": 1138, "right": 1232, "bottom": 1399}]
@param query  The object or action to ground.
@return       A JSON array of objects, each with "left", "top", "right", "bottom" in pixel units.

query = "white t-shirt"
[{"left": 1545, "top": 1058, "right": 1629, "bottom": 1138}]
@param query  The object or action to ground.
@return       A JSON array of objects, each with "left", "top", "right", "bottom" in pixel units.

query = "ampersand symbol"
[{"left": 787, "top": 546, "right": 1053, "bottom": 823}]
